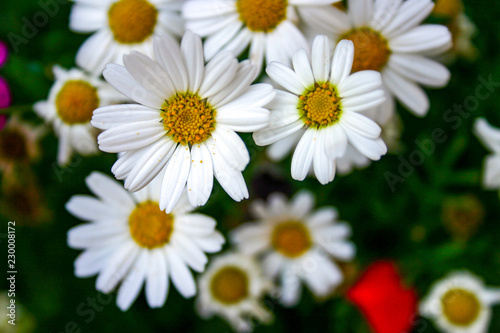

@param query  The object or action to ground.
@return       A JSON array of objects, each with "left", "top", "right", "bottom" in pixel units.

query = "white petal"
[
  {"left": 116, "top": 250, "right": 148, "bottom": 311},
  {"left": 192, "top": 231, "right": 225, "bottom": 253},
  {"left": 307, "top": 207, "right": 338, "bottom": 228},
  {"left": 206, "top": 126, "right": 249, "bottom": 171},
  {"left": 324, "top": 124, "right": 347, "bottom": 159},
  {"left": 96, "top": 242, "right": 139, "bottom": 293},
  {"left": 76, "top": 30, "right": 114, "bottom": 76},
  {"left": 314, "top": 134, "right": 336, "bottom": 184},
  {"left": 292, "top": 49, "right": 315, "bottom": 89},
  {"left": 381, "top": 0, "right": 434, "bottom": 38},
  {"left": 66, "top": 195, "right": 119, "bottom": 222},
  {"left": 165, "top": 246, "right": 196, "bottom": 298},
  {"left": 291, "top": 128, "right": 317, "bottom": 181},
  {"left": 124, "top": 138, "right": 176, "bottom": 192},
  {"left": 97, "top": 121, "right": 166, "bottom": 152},
  {"left": 345, "top": 131, "right": 387, "bottom": 160},
  {"left": 330, "top": 40, "right": 354, "bottom": 85},
  {"left": 216, "top": 107, "right": 270, "bottom": 132},
  {"left": 153, "top": 35, "right": 188, "bottom": 92},
  {"left": 67, "top": 223, "right": 127, "bottom": 249},
  {"left": 187, "top": 143, "right": 214, "bottom": 206},
  {"left": 91, "top": 104, "right": 161, "bottom": 130},
  {"left": 199, "top": 52, "right": 238, "bottom": 98},
  {"left": 253, "top": 120, "right": 304, "bottom": 146},
  {"left": 311, "top": 35, "right": 331, "bottom": 83},
  {"left": 387, "top": 54, "right": 450, "bottom": 88},
  {"left": 85, "top": 171, "right": 135, "bottom": 210},
  {"left": 181, "top": 31, "right": 205, "bottom": 92},
  {"left": 474, "top": 118, "right": 500, "bottom": 153},
  {"left": 280, "top": 268, "right": 302, "bottom": 307},
  {"left": 348, "top": 0, "right": 373, "bottom": 27},
  {"left": 389, "top": 25, "right": 452, "bottom": 54},
  {"left": 212, "top": 151, "right": 249, "bottom": 201},
  {"left": 382, "top": 68, "right": 429, "bottom": 116},
  {"left": 145, "top": 249, "right": 168, "bottom": 308},
  {"left": 171, "top": 233, "right": 208, "bottom": 273},
  {"left": 341, "top": 89, "right": 386, "bottom": 112},
  {"left": 337, "top": 70, "right": 382, "bottom": 98},
  {"left": 69, "top": 4, "right": 106, "bottom": 33},
  {"left": 370, "top": 0, "right": 402, "bottom": 31},
  {"left": 290, "top": 190, "right": 315, "bottom": 217},
  {"left": 103, "top": 64, "right": 165, "bottom": 109},
  {"left": 123, "top": 51, "right": 175, "bottom": 100},
  {"left": 74, "top": 246, "right": 116, "bottom": 277},
  {"left": 340, "top": 111, "right": 382, "bottom": 139},
  {"left": 266, "top": 62, "right": 305, "bottom": 95},
  {"left": 159, "top": 144, "right": 191, "bottom": 213}
]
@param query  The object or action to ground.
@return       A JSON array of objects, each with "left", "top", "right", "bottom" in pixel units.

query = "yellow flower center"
[
  {"left": 128, "top": 201, "right": 174, "bottom": 249},
  {"left": 108, "top": 0, "right": 158, "bottom": 44},
  {"left": 0, "top": 129, "right": 27, "bottom": 161},
  {"left": 271, "top": 221, "right": 312, "bottom": 258},
  {"left": 441, "top": 288, "right": 481, "bottom": 327},
  {"left": 210, "top": 266, "right": 249, "bottom": 304},
  {"left": 161, "top": 93, "right": 216, "bottom": 145},
  {"left": 299, "top": 83, "right": 342, "bottom": 128},
  {"left": 55, "top": 80, "right": 99, "bottom": 125},
  {"left": 237, "top": 0, "right": 288, "bottom": 32},
  {"left": 340, "top": 27, "right": 391, "bottom": 73}
]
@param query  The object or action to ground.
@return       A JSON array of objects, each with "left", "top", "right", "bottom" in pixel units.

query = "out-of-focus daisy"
[
  {"left": 66, "top": 171, "right": 224, "bottom": 311},
  {"left": 196, "top": 252, "right": 273, "bottom": 332},
  {"left": 0, "top": 116, "right": 43, "bottom": 176},
  {"left": 254, "top": 36, "right": 387, "bottom": 184},
  {"left": 442, "top": 194, "right": 484, "bottom": 241},
  {"left": 182, "top": 0, "right": 338, "bottom": 73},
  {"left": 34, "top": 66, "right": 125, "bottom": 166},
  {"left": 231, "top": 191, "right": 356, "bottom": 306},
  {"left": 301, "top": 0, "right": 452, "bottom": 117},
  {"left": 0, "top": 175, "right": 52, "bottom": 226},
  {"left": 70, "top": 0, "right": 184, "bottom": 75},
  {"left": 473, "top": 118, "right": 500, "bottom": 190},
  {"left": 420, "top": 271, "right": 500, "bottom": 333},
  {"left": 432, "top": 0, "right": 478, "bottom": 63},
  {"left": 92, "top": 32, "right": 274, "bottom": 213}
]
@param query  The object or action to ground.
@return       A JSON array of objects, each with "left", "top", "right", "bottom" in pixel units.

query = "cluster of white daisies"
[{"left": 30, "top": 0, "right": 499, "bottom": 332}]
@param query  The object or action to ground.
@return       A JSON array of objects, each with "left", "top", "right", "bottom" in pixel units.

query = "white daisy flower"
[
  {"left": 33, "top": 66, "right": 125, "bottom": 165},
  {"left": 92, "top": 32, "right": 275, "bottom": 213},
  {"left": 182, "top": 0, "right": 338, "bottom": 73},
  {"left": 70, "top": 0, "right": 184, "bottom": 75},
  {"left": 420, "top": 271, "right": 500, "bottom": 333},
  {"left": 254, "top": 36, "right": 387, "bottom": 184},
  {"left": 196, "top": 252, "right": 273, "bottom": 332},
  {"left": 66, "top": 171, "right": 225, "bottom": 311},
  {"left": 473, "top": 118, "right": 500, "bottom": 190},
  {"left": 301, "top": 0, "right": 452, "bottom": 117},
  {"left": 231, "top": 191, "right": 356, "bottom": 306}
]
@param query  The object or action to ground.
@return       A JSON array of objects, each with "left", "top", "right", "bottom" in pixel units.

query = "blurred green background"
[{"left": 0, "top": 0, "right": 499, "bottom": 332}]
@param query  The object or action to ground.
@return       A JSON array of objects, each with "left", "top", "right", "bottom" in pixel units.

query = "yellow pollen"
[
  {"left": 55, "top": 80, "right": 99, "bottom": 124},
  {"left": 0, "top": 129, "right": 27, "bottom": 161},
  {"left": 161, "top": 93, "right": 216, "bottom": 145},
  {"left": 271, "top": 221, "right": 311, "bottom": 258},
  {"left": 210, "top": 266, "right": 249, "bottom": 304},
  {"left": 108, "top": 0, "right": 158, "bottom": 44},
  {"left": 237, "top": 0, "right": 288, "bottom": 32},
  {"left": 341, "top": 27, "right": 391, "bottom": 73},
  {"left": 299, "top": 83, "right": 342, "bottom": 128},
  {"left": 441, "top": 288, "right": 481, "bottom": 327},
  {"left": 128, "top": 201, "right": 174, "bottom": 249}
]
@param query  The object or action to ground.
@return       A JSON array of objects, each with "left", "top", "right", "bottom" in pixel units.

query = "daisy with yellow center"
[
  {"left": 92, "top": 32, "right": 275, "bottom": 213},
  {"left": 66, "top": 171, "right": 224, "bottom": 311},
  {"left": 182, "top": 0, "right": 339, "bottom": 74},
  {"left": 33, "top": 66, "right": 125, "bottom": 165},
  {"left": 69, "top": 0, "right": 184, "bottom": 75},
  {"left": 254, "top": 36, "right": 387, "bottom": 184},
  {"left": 231, "top": 191, "right": 356, "bottom": 306},
  {"left": 300, "top": 0, "right": 452, "bottom": 117},
  {"left": 420, "top": 271, "right": 500, "bottom": 333},
  {"left": 196, "top": 253, "right": 273, "bottom": 332}
]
